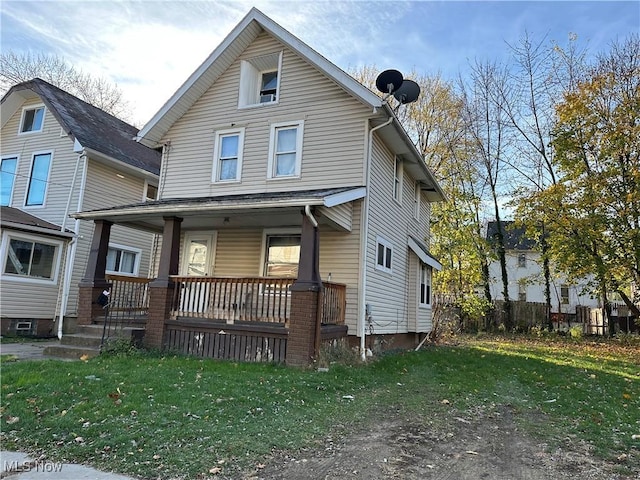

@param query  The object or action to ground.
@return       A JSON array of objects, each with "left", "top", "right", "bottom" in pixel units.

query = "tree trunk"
[
  {"left": 493, "top": 216, "right": 512, "bottom": 330},
  {"left": 540, "top": 232, "right": 553, "bottom": 331}
]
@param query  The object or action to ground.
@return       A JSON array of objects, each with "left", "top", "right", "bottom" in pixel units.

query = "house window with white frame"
[
  {"left": 560, "top": 284, "right": 569, "bottom": 304},
  {"left": 413, "top": 181, "right": 421, "bottom": 220},
  {"left": 212, "top": 128, "right": 244, "bottom": 182},
  {"left": 143, "top": 182, "right": 158, "bottom": 202},
  {"left": 25, "top": 152, "right": 52, "bottom": 206},
  {"left": 263, "top": 234, "right": 300, "bottom": 278},
  {"left": 517, "top": 253, "right": 527, "bottom": 268},
  {"left": 376, "top": 237, "right": 393, "bottom": 273},
  {"left": 106, "top": 245, "right": 141, "bottom": 276},
  {"left": 19, "top": 105, "right": 45, "bottom": 134},
  {"left": 3, "top": 234, "right": 60, "bottom": 281},
  {"left": 393, "top": 157, "right": 403, "bottom": 203},
  {"left": 268, "top": 121, "right": 304, "bottom": 179},
  {"left": 419, "top": 262, "right": 432, "bottom": 306},
  {"left": 238, "top": 52, "right": 282, "bottom": 107},
  {"left": 1, "top": 156, "right": 18, "bottom": 206}
]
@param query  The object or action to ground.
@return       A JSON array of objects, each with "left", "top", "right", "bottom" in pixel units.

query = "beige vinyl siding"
[
  {"left": 318, "top": 203, "right": 353, "bottom": 232},
  {"left": 159, "top": 33, "right": 369, "bottom": 199},
  {"left": 64, "top": 159, "right": 155, "bottom": 316},
  {"left": 317, "top": 199, "right": 363, "bottom": 333},
  {"left": 0, "top": 230, "right": 68, "bottom": 319},
  {"left": 212, "top": 229, "right": 263, "bottom": 276},
  {"left": 1, "top": 98, "right": 82, "bottom": 226},
  {"left": 364, "top": 136, "right": 433, "bottom": 334}
]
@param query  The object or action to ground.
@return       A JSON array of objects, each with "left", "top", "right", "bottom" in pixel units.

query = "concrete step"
[
  {"left": 42, "top": 343, "right": 100, "bottom": 360},
  {"left": 77, "top": 324, "right": 145, "bottom": 339},
  {"left": 61, "top": 334, "right": 103, "bottom": 348}
]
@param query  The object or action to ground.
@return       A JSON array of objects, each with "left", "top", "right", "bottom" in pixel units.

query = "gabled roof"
[
  {"left": 0, "top": 206, "right": 74, "bottom": 238},
  {"left": 137, "top": 8, "right": 383, "bottom": 148},
  {"left": 1, "top": 78, "right": 161, "bottom": 176},
  {"left": 486, "top": 221, "right": 537, "bottom": 250}
]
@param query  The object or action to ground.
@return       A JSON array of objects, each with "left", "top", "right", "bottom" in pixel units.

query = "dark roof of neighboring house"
[
  {"left": 486, "top": 221, "right": 537, "bottom": 250},
  {"left": 0, "top": 206, "right": 73, "bottom": 238},
  {"left": 2, "top": 78, "right": 161, "bottom": 175}
]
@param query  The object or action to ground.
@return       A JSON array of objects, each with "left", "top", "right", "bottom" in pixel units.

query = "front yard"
[{"left": 1, "top": 334, "right": 639, "bottom": 479}]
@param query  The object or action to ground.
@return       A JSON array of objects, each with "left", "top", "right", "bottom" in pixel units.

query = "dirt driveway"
[{"left": 249, "top": 404, "right": 636, "bottom": 480}]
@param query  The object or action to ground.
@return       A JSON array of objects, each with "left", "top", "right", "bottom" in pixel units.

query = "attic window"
[
  {"left": 239, "top": 52, "right": 282, "bottom": 108},
  {"left": 20, "top": 105, "right": 45, "bottom": 134}
]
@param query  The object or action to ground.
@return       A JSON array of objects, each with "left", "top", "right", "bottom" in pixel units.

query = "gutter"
[{"left": 359, "top": 116, "right": 393, "bottom": 361}]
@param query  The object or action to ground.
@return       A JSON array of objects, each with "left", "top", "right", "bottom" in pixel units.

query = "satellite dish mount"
[{"left": 375, "top": 69, "right": 421, "bottom": 108}]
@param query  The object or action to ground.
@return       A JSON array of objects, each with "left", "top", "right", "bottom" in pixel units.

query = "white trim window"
[
  {"left": 1, "top": 232, "right": 62, "bottom": 284},
  {"left": 143, "top": 181, "right": 158, "bottom": 202},
  {"left": 393, "top": 157, "right": 403, "bottom": 204},
  {"left": 106, "top": 244, "right": 141, "bottom": 276},
  {"left": 419, "top": 262, "right": 432, "bottom": 307},
  {"left": 376, "top": 236, "right": 393, "bottom": 273},
  {"left": 268, "top": 121, "right": 304, "bottom": 179},
  {"left": 517, "top": 253, "right": 527, "bottom": 268},
  {"left": 518, "top": 283, "right": 527, "bottom": 302},
  {"left": 25, "top": 152, "right": 52, "bottom": 206},
  {"left": 1, "top": 156, "right": 18, "bottom": 206},
  {"left": 212, "top": 128, "right": 245, "bottom": 182},
  {"left": 238, "top": 52, "right": 282, "bottom": 108},
  {"left": 413, "top": 181, "right": 421, "bottom": 220},
  {"left": 19, "top": 105, "right": 45, "bottom": 134},
  {"left": 560, "top": 284, "right": 570, "bottom": 304}
]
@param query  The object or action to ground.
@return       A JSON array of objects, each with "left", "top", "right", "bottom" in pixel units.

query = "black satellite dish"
[
  {"left": 375, "top": 69, "right": 404, "bottom": 95},
  {"left": 393, "top": 79, "right": 421, "bottom": 104}
]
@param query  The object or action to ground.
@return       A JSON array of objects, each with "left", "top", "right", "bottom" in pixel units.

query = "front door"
[{"left": 179, "top": 233, "right": 216, "bottom": 314}]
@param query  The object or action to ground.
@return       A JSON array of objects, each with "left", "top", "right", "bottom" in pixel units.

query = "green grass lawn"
[{"left": 1, "top": 335, "right": 638, "bottom": 479}]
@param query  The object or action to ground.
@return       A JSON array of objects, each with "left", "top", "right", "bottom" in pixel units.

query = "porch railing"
[
  {"left": 105, "top": 274, "right": 151, "bottom": 322},
  {"left": 169, "top": 276, "right": 346, "bottom": 326}
]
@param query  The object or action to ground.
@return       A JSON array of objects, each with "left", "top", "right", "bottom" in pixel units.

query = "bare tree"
[
  {"left": 1, "top": 50, "right": 132, "bottom": 121},
  {"left": 460, "top": 60, "right": 515, "bottom": 330}
]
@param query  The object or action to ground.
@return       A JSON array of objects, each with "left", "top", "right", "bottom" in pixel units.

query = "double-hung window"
[
  {"left": 106, "top": 244, "right": 141, "bottom": 276},
  {"left": 419, "top": 262, "right": 432, "bottom": 306},
  {"left": 212, "top": 128, "right": 244, "bottom": 182},
  {"left": 19, "top": 105, "right": 45, "bottom": 133},
  {"left": 413, "top": 181, "right": 421, "bottom": 220},
  {"left": 376, "top": 236, "right": 393, "bottom": 273},
  {"left": 560, "top": 285, "right": 569, "bottom": 304},
  {"left": 393, "top": 157, "right": 403, "bottom": 203},
  {"left": 268, "top": 121, "right": 303, "bottom": 179},
  {"left": 3, "top": 233, "right": 61, "bottom": 282},
  {"left": 25, "top": 152, "right": 52, "bottom": 206},
  {"left": 1, "top": 156, "right": 18, "bottom": 206}
]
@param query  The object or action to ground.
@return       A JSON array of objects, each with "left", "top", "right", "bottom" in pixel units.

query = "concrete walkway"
[
  {"left": 2, "top": 343, "right": 136, "bottom": 479},
  {"left": 0, "top": 340, "right": 67, "bottom": 361},
  {"left": 0, "top": 451, "right": 136, "bottom": 479}
]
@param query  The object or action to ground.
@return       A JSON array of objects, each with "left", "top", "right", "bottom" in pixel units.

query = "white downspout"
[
  {"left": 304, "top": 204, "right": 318, "bottom": 228},
  {"left": 359, "top": 117, "right": 393, "bottom": 361},
  {"left": 56, "top": 150, "right": 86, "bottom": 338}
]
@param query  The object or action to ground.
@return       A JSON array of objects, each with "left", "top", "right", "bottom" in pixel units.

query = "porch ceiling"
[{"left": 72, "top": 187, "right": 365, "bottom": 233}]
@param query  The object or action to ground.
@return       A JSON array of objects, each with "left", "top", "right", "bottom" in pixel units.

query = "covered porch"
[{"left": 74, "top": 188, "right": 364, "bottom": 365}]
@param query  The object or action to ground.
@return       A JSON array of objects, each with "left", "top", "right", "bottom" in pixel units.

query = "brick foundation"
[{"left": 77, "top": 282, "right": 112, "bottom": 326}]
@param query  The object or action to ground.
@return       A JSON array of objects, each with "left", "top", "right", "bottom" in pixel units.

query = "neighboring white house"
[
  {"left": 486, "top": 221, "right": 600, "bottom": 317},
  {"left": 73, "top": 7, "right": 445, "bottom": 358},
  {"left": 0, "top": 78, "right": 161, "bottom": 337}
]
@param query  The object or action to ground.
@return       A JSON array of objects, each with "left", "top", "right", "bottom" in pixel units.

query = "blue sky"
[{"left": 2, "top": 1, "right": 638, "bottom": 125}]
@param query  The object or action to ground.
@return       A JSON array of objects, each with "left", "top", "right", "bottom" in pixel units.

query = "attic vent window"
[
  {"left": 239, "top": 52, "right": 282, "bottom": 108},
  {"left": 20, "top": 105, "right": 45, "bottom": 134}
]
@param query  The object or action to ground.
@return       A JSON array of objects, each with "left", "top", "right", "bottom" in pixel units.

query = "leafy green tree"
[{"left": 538, "top": 35, "right": 640, "bottom": 330}]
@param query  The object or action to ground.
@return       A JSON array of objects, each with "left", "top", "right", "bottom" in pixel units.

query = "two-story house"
[
  {"left": 0, "top": 78, "right": 161, "bottom": 337},
  {"left": 73, "top": 8, "right": 444, "bottom": 365},
  {"left": 486, "top": 221, "right": 600, "bottom": 320}
]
